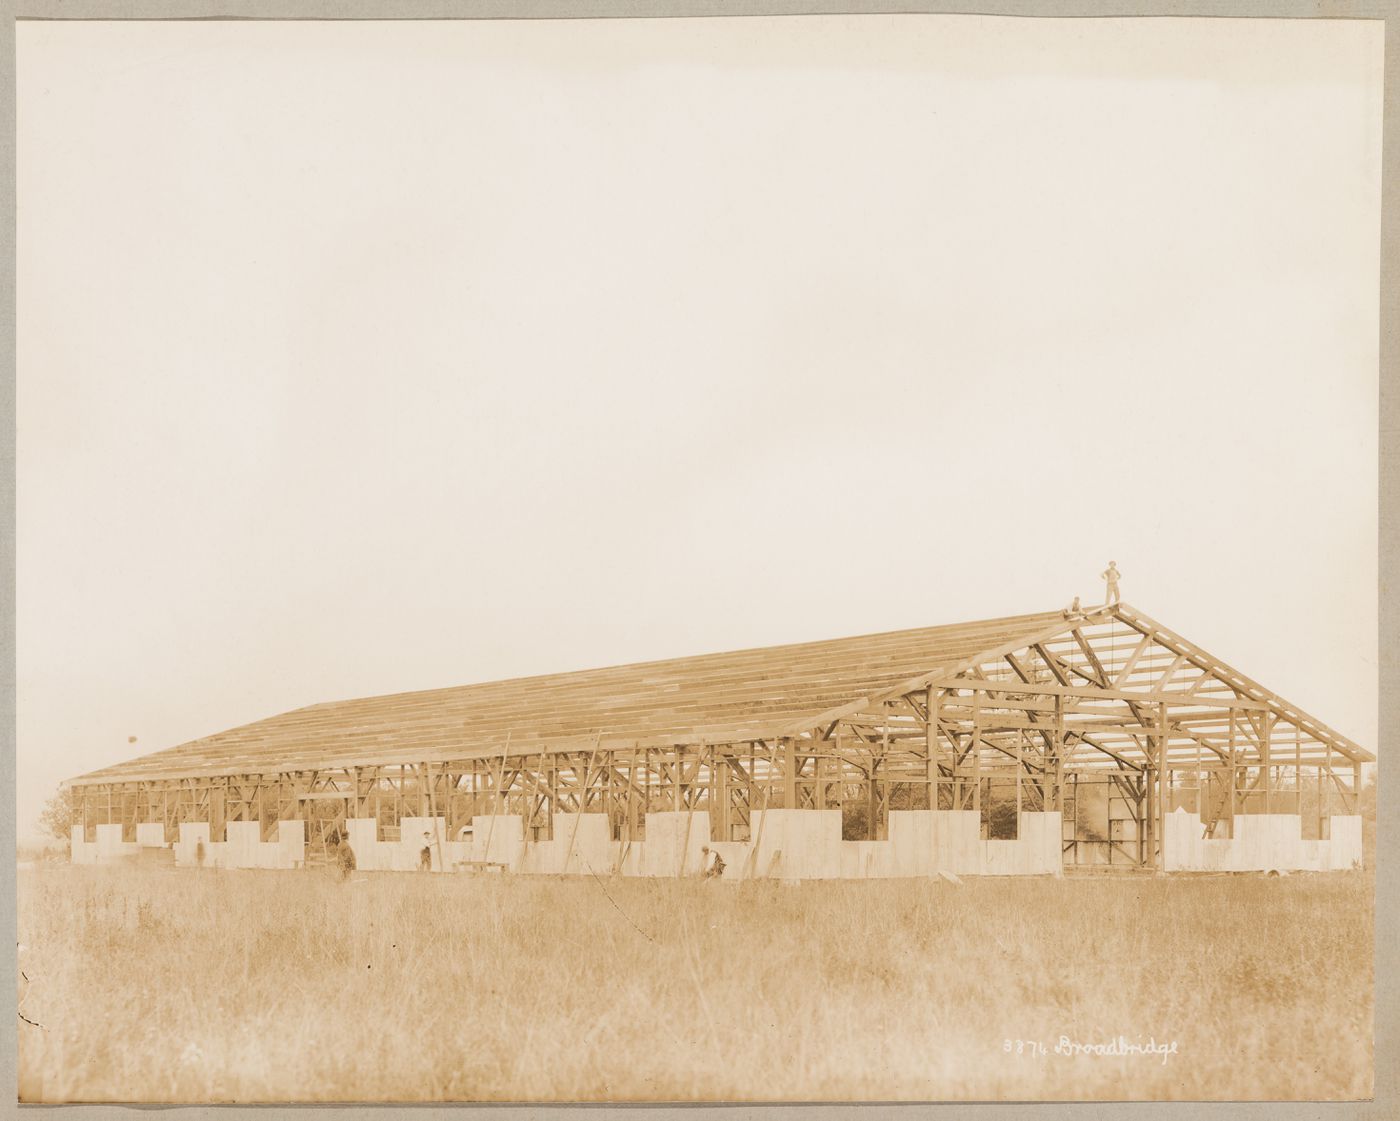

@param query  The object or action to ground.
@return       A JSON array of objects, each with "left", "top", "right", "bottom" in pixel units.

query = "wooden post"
[
  {"left": 1195, "top": 733, "right": 1203, "bottom": 819},
  {"left": 926, "top": 687, "right": 938, "bottom": 811},
  {"left": 1262, "top": 712, "right": 1273, "bottom": 816},
  {"left": 598, "top": 749, "right": 610, "bottom": 832},
  {"left": 1324, "top": 740, "right": 1333, "bottom": 825},
  {"left": 1069, "top": 772, "right": 1078, "bottom": 863},
  {"left": 1294, "top": 723, "right": 1302, "bottom": 816},
  {"left": 1137, "top": 774, "right": 1147, "bottom": 866},
  {"left": 1227, "top": 708, "right": 1237, "bottom": 836},
  {"left": 425, "top": 761, "right": 445, "bottom": 872},
  {"left": 1156, "top": 701, "right": 1168, "bottom": 871},
  {"left": 1015, "top": 731, "right": 1023, "bottom": 817},
  {"left": 1055, "top": 694, "right": 1066, "bottom": 813},
  {"left": 545, "top": 756, "right": 559, "bottom": 830},
  {"left": 644, "top": 746, "right": 653, "bottom": 828},
  {"left": 1142, "top": 763, "right": 1153, "bottom": 866},
  {"left": 715, "top": 752, "right": 730, "bottom": 841},
  {"left": 972, "top": 690, "right": 982, "bottom": 817},
  {"left": 210, "top": 784, "right": 225, "bottom": 843},
  {"left": 783, "top": 738, "right": 797, "bottom": 810},
  {"left": 1314, "top": 764, "right": 1322, "bottom": 838},
  {"left": 628, "top": 747, "right": 640, "bottom": 841},
  {"left": 866, "top": 753, "right": 878, "bottom": 841}
]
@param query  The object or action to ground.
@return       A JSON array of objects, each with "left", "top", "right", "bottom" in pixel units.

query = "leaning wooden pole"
[
  {"left": 676, "top": 744, "right": 707, "bottom": 878},
  {"left": 481, "top": 732, "right": 513, "bottom": 865},
  {"left": 743, "top": 746, "right": 776, "bottom": 881},
  {"left": 561, "top": 733, "right": 603, "bottom": 874},
  {"left": 614, "top": 741, "right": 642, "bottom": 875},
  {"left": 425, "top": 760, "right": 446, "bottom": 872}
]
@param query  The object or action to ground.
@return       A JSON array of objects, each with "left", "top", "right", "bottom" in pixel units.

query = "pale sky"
[{"left": 15, "top": 16, "right": 1382, "bottom": 840}]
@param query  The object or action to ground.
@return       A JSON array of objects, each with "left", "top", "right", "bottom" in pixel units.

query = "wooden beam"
[
  {"left": 1112, "top": 633, "right": 1153, "bottom": 687},
  {"left": 924, "top": 676, "right": 1268, "bottom": 710}
]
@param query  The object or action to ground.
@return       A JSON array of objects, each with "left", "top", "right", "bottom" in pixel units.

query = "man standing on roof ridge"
[{"left": 1101, "top": 561, "right": 1121, "bottom": 606}]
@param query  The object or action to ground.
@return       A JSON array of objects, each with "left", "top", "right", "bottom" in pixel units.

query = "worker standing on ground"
[
  {"left": 701, "top": 845, "right": 725, "bottom": 880},
  {"left": 419, "top": 831, "right": 434, "bottom": 872},
  {"left": 336, "top": 831, "right": 357, "bottom": 881},
  {"left": 1101, "top": 561, "right": 1122, "bottom": 606}
]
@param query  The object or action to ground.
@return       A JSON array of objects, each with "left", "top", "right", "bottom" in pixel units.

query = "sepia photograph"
[{"left": 12, "top": 8, "right": 1385, "bottom": 1106}]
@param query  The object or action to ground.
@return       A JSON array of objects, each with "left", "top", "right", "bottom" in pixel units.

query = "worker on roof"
[
  {"left": 1101, "top": 561, "right": 1121, "bottom": 606},
  {"left": 1063, "top": 595, "right": 1082, "bottom": 619}
]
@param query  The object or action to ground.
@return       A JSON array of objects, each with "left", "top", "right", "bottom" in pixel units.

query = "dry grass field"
[{"left": 17, "top": 863, "right": 1372, "bottom": 1103}]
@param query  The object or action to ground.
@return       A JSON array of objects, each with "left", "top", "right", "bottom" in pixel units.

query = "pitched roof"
[
  {"left": 70, "top": 609, "right": 1072, "bottom": 784},
  {"left": 68, "top": 602, "right": 1373, "bottom": 785}
]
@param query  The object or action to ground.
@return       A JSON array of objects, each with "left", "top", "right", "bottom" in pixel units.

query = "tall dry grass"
[{"left": 17, "top": 864, "right": 1372, "bottom": 1103}]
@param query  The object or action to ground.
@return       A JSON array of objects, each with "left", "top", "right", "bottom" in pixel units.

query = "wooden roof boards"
[
  {"left": 67, "top": 603, "right": 1374, "bottom": 786},
  {"left": 69, "top": 610, "right": 1070, "bottom": 784}
]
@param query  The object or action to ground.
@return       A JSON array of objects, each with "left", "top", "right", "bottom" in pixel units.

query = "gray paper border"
[{"left": 3, "top": 2, "right": 1394, "bottom": 1119}]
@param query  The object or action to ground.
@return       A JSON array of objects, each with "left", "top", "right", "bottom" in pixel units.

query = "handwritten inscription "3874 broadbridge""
[{"left": 1004, "top": 1036, "right": 1180, "bottom": 1064}]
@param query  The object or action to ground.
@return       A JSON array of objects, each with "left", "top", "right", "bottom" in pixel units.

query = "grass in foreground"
[{"left": 17, "top": 864, "right": 1373, "bottom": 1102}]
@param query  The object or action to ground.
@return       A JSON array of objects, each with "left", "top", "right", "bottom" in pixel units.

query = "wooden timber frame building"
[{"left": 65, "top": 603, "right": 1373, "bottom": 875}]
